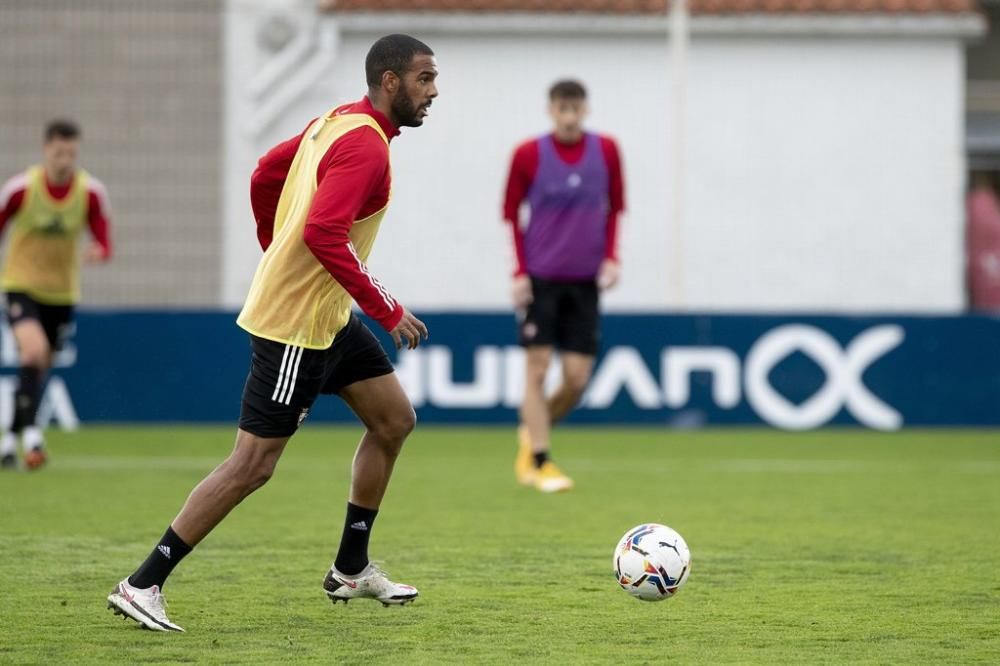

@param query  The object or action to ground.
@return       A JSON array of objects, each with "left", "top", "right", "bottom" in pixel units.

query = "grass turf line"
[{"left": 1, "top": 426, "right": 998, "bottom": 664}]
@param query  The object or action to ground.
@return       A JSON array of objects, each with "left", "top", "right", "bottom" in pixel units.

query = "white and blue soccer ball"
[{"left": 613, "top": 523, "right": 691, "bottom": 601}]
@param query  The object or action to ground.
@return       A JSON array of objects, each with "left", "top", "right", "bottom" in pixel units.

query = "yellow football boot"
[
  {"left": 533, "top": 461, "right": 574, "bottom": 493},
  {"left": 515, "top": 426, "right": 536, "bottom": 486}
]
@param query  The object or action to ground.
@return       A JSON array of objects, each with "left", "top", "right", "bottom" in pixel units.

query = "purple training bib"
[{"left": 523, "top": 133, "right": 609, "bottom": 281}]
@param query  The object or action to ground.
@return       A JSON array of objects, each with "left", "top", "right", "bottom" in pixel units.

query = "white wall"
[
  {"left": 223, "top": 4, "right": 970, "bottom": 313},
  {"left": 685, "top": 37, "right": 966, "bottom": 312}
]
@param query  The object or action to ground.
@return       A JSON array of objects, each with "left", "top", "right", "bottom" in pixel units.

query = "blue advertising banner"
[{"left": 4, "top": 311, "right": 998, "bottom": 430}]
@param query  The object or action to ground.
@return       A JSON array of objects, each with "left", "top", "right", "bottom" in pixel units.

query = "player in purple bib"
[{"left": 503, "top": 80, "right": 625, "bottom": 493}]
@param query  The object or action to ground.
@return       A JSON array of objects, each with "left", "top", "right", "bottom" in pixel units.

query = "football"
[{"left": 613, "top": 524, "right": 691, "bottom": 601}]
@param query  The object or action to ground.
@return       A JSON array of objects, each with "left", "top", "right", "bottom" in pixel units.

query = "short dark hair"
[
  {"left": 549, "top": 80, "right": 587, "bottom": 101},
  {"left": 365, "top": 34, "right": 434, "bottom": 89},
  {"left": 45, "top": 119, "right": 80, "bottom": 142}
]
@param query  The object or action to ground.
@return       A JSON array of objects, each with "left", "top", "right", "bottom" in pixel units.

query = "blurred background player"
[
  {"left": 0, "top": 120, "right": 112, "bottom": 470},
  {"left": 503, "top": 80, "right": 624, "bottom": 493},
  {"left": 967, "top": 171, "right": 1000, "bottom": 312},
  {"left": 107, "top": 34, "right": 436, "bottom": 632}
]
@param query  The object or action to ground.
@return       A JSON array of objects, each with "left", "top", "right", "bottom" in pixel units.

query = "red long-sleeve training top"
[{"left": 249, "top": 96, "right": 404, "bottom": 332}]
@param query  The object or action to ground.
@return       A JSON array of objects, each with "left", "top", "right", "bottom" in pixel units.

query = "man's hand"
[
  {"left": 84, "top": 242, "right": 108, "bottom": 264},
  {"left": 511, "top": 274, "right": 533, "bottom": 309},
  {"left": 597, "top": 259, "right": 620, "bottom": 291},
  {"left": 390, "top": 309, "right": 429, "bottom": 350}
]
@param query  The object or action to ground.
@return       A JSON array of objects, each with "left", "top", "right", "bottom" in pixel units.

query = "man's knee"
[
  {"left": 227, "top": 437, "right": 284, "bottom": 491},
  {"left": 19, "top": 345, "right": 50, "bottom": 369},
  {"left": 228, "top": 455, "right": 276, "bottom": 492},
  {"left": 564, "top": 370, "right": 591, "bottom": 397},
  {"left": 248, "top": 458, "right": 277, "bottom": 490},
  {"left": 370, "top": 407, "right": 416, "bottom": 446},
  {"left": 14, "top": 323, "right": 50, "bottom": 367},
  {"left": 525, "top": 351, "right": 552, "bottom": 387}
]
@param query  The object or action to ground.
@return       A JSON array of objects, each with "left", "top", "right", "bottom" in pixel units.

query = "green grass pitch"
[{"left": 1, "top": 426, "right": 998, "bottom": 664}]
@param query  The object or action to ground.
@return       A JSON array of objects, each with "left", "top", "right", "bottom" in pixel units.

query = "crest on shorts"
[{"left": 297, "top": 408, "right": 310, "bottom": 426}]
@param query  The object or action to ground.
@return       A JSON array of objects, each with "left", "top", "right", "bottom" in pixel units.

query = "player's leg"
[
  {"left": 129, "top": 430, "right": 289, "bottom": 581},
  {"left": 19, "top": 304, "right": 75, "bottom": 468},
  {"left": 337, "top": 373, "right": 415, "bottom": 563},
  {"left": 550, "top": 279, "right": 600, "bottom": 423},
  {"left": 530, "top": 351, "right": 594, "bottom": 492},
  {"left": 546, "top": 351, "right": 595, "bottom": 424},
  {"left": 127, "top": 429, "right": 288, "bottom": 585},
  {"left": 108, "top": 430, "right": 289, "bottom": 632},
  {"left": 109, "top": 335, "right": 321, "bottom": 631},
  {"left": 524, "top": 343, "right": 574, "bottom": 493},
  {"left": 520, "top": 343, "right": 555, "bottom": 460},
  {"left": 529, "top": 280, "right": 601, "bottom": 492},
  {"left": 522, "top": 343, "right": 578, "bottom": 492},
  {"left": 323, "top": 373, "right": 418, "bottom": 605},
  {"left": 4, "top": 294, "right": 54, "bottom": 469},
  {"left": 516, "top": 277, "right": 560, "bottom": 486},
  {"left": 318, "top": 316, "right": 418, "bottom": 605},
  {"left": 170, "top": 430, "right": 289, "bottom": 545}
]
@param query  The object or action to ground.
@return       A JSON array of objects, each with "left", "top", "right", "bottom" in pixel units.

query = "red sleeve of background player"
[
  {"left": 301, "top": 127, "right": 404, "bottom": 332},
  {"left": 503, "top": 140, "right": 539, "bottom": 276},
  {"left": 249, "top": 126, "right": 308, "bottom": 251},
  {"left": 86, "top": 177, "right": 113, "bottom": 260},
  {"left": 601, "top": 136, "right": 625, "bottom": 262},
  {"left": 0, "top": 174, "right": 27, "bottom": 236}
]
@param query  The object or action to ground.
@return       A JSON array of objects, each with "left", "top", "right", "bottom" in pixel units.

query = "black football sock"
[
  {"left": 334, "top": 502, "right": 378, "bottom": 576},
  {"left": 128, "top": 526, "right": 193, "bottom": 590},
  {"left": 11, "top": 366, "right": 42, "bottom": 435},
  {"left": 533, "top": 451, "right": 550, "bottom": 469}
]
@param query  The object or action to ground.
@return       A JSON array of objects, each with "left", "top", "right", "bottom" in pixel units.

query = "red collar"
[
  {"left": 340, "top": 96, "right": 400, "bottom": 141},
  {"left": 42, "top": 170, "right": 75, "bottom": 200}
]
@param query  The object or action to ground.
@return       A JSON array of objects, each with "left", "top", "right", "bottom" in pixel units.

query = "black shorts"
[
  {"left": 5, "top": 292, "right": 75, "bottom": 351},
  {"left": 239, "top": 314, "right": 395, "bottom": 438},
  {"left": 519, "top": 276, "right": 600, "bottom": 356}
]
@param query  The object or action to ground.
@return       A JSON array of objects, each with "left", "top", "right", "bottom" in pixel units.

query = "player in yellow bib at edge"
[{"left": 0, "top": 120, "right": 113, "bottom": 470}]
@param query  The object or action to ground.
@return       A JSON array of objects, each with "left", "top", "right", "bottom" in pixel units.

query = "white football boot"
[
  {"left": 107, "top": 579, "right": 185, "bottom": 632},
  {"left": 323, "top": 562, "right": 418, "bottom": 607}
]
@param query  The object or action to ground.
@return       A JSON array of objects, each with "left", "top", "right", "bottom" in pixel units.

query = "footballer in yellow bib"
[
  {"left": 108, "top": 35, "right": 439, "bottom": 632},
  {"left": 0, "top": 120, "right": 113, "bottom": 470}
]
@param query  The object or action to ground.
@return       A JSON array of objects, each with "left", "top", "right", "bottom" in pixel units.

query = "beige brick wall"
[{"left": 0, "top": 0, "right": 223, "bottom": 306}]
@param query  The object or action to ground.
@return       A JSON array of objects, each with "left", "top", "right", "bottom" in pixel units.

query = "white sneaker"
[
  {"left": 323, "top": 562, "right": 418, "bottom": 607},
  {"left": 0, "top": 432, "right": 17, "bottom": 458},
  {"left": 107, "top": 579, "right": 185, "bottom": 632},
  {"left": 22, "top": 426, "right": 44, "bottom": 452}
]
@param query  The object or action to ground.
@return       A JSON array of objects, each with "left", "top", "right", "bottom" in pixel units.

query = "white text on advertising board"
[{"left": 393, "top": 325, "right": 904, "bottom": 430}]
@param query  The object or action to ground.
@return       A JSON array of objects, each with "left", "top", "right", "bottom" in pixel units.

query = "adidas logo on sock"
[
  {"left": 350, "top": 521, "right": 368, "bottom": 531},
  {"left": 158, "top": 545, "right": 172, "bottom": 559}
]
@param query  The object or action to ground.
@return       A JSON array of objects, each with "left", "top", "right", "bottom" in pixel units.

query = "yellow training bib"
[
  {"left": 238, "top": 113, "right": 390, "bottom": 349},
  {"left": 1, "top": 166, "right": 89, "bottom": 305}
]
